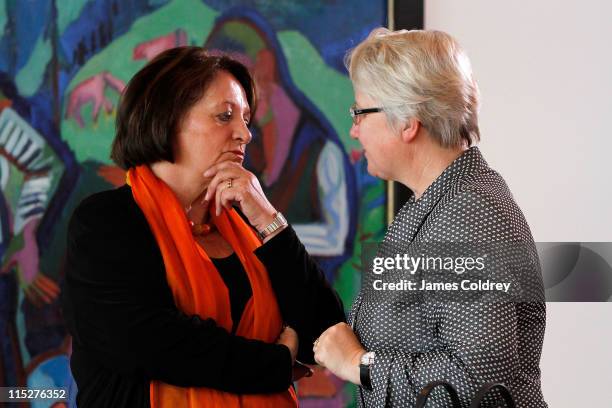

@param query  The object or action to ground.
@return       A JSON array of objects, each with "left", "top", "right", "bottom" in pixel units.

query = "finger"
[
  {"left": 217, "top": 176, "right": 249, "bottom": 214},
  {"left": 204, "top": 162, "right": 254, "bottom": 199},
  {"left": 340, "top": 322, "right": 352, "bottom": 330},
  {"left": 203, "top": 160, "right": 243, "bottom": 178},
  {"left": 224, "top": 177, "right": 248, "bottom": 203},
  {"left": 215, "top": 179, "right": 222, "bottom": 216},
  {"left": 203, "top": 162, "right": 244, "bottom": 196},
  {"left": 314, "top": 350, "right": 325, "bottom": 367},
  {"left": 205, "top": 167, "right": 245, "bottom": 202},
  {"left": 219, "top": 184, "right": 241, "bottom": 212},
  {"left": 215, "top": 178, "right": 235, "bottom": 216}
]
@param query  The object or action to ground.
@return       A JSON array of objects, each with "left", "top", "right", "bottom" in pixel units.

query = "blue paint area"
[
  {"left": 0, "top": 73, "right": 76, "bottom": 250},
  {"left": 207, "top": 8, "right": 360, "bottom": 279},
  {"left": 0, "top": 2, "right": 386, "bottom": 405},
  {"left": 203, "top": 0, "right": 386, "bottom": 73},
  {"left": 27, "top": 354, "right": 77, "bottom": 407},
  {"left": 59, "top": 0, "right": 158, "bottom": 84},
  {"left": 0, "top": 0, "right": 51, "bottom": 75}
]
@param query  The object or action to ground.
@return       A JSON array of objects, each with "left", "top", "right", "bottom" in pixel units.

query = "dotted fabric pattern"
[{"left": 349, "top": 147, "right": 547, "bottom": 407}]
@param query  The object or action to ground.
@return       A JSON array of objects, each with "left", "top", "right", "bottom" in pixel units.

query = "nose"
[
  {"left": 235, "top": 121, "right": 252, "bottom": 145},
  {"left": 349, "top": 122, "right": 359, "bottom": 140}
]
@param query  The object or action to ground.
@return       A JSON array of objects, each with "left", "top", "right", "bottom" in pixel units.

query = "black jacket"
[{"left": 62, "top": 185, "right": 345, "bottom": 407}]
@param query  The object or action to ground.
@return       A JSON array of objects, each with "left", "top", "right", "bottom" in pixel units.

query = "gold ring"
[
  {"left": 226, "top": 178, "right": 233, "bottom": 189},
  {"left": 313, "top": 338, "right": 320, "bottom": 348}
]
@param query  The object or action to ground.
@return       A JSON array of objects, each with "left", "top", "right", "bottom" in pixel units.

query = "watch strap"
[
  {"left": 359, "top": 351, "right": 375, "bottom": 391},
  {"left": 359, "top": 363, "right": 373, "bottom": 390},
  {"left": 257, "top": 212, "right": 287, "bottom": 240}
]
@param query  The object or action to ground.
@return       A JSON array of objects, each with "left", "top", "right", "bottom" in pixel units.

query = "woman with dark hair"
[{"left": 62, "top": 46, "right": 344, "bottom": 407}]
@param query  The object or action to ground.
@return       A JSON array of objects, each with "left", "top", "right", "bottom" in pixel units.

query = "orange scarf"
[{"left": 127, "top": 165, "right": 297, "bottom": 408}]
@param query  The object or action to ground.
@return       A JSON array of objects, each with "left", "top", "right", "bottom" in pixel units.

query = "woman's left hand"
[
  {"left": 313, "top": 322, "right": 365, "bottom": 385},
  {"left": 203, "top": 161, "right": 277, "bottom": 231}
]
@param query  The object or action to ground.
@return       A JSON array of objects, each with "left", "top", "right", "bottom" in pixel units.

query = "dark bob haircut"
[{"left": 111, "top": 46, "right": 256, "bottom": 169}]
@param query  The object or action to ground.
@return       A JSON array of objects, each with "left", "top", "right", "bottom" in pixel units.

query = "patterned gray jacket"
[{"left": 350, "top": 147, "right": 547, "bottom": 407}]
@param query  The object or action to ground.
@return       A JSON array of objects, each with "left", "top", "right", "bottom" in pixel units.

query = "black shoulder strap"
[
  {"left": 469, "top": 383, "right": 515, "bottom": 408},
  {"left": 416, "top": 380, "right": 462, "bottom": 408}
]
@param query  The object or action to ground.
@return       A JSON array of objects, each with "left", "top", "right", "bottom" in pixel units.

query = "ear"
[{"left": 399, "top": 117, "right": 420, "bottom": 143}]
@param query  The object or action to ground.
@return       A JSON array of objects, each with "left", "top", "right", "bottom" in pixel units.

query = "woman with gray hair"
[{"left": 313, "top": 29, "right": 547, "bottom": 407}]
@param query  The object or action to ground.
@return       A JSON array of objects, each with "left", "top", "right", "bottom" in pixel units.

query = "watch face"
[{"left": 361, "top": 351, "right": 375, "bottom": 365}]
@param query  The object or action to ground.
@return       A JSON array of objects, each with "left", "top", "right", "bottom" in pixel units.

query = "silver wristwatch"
[
  {"left": 359, "top": 351, "right": 375, "bottom": 390},
  {"left": 360, "top": 351, "right": 376, "bottom": 366},
  {"left": 257, "top": 212, "right": 288, "bottom": 240}
]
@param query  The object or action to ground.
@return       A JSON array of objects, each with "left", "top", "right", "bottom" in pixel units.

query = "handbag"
[
  {"left": 416, "top": 381, "right": 516, "bottom": 407},
  {"left": 469, "top": 382, "right": 516, "bottom": 408},
  {"left": 416, "top": 380, "right": 462, "bottom": 408}
]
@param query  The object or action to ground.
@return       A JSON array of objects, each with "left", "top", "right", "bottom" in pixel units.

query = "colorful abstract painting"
[{"left": 0, "top": 1, "right": 387, "bottom": 406}]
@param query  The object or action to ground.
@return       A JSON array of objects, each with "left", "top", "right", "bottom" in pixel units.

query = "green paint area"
[
  {"left": 276, "top": 31, "right": 386, "bottom": 310},
  {"left": 2, "top": 143, "right": 64, "bottom": 264},
  {"left": 214, "top": 22, "right": 266, "bottom": 60},
  {"left": 277, "top": 31, "right": 358, "bottom": 152},
  {"left": 62, "top": 2, "right": 357, "bottom": 164},
  {"left": 148, "top": 0, "right": 169, "bottom": 6},
  {"left": 2, "top": 160, "right": 25, "bottom": 212},
  {"left": 61, "top": 0, "right": 218, "bottom": 164},
  {"left": 57, "top": 0, "right": 90, "bottom": 34},
  {"left": 57, "top": 0, "right": 386, "bottom": 314},
  {"left": 1, "top": 143, "right": 63, "bottom": 226},
  {"left": 15, "top": 34, "right": 52, "bottom": 97},
  {"left": 0, "top": 1, "right": 6, "bottom": 39},
  {"left": 61, "top": 87, "right": 121, "bottom": 165},
  {"left": 40, "top": 161, "right": 115, "bottom": 281},
  {"left": 333, "top": 195, "right": 385, "bottom": 308}
]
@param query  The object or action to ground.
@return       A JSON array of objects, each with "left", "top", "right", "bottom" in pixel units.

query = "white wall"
[{"left": 425, "top": 1, "right": 612, "bottom": 406}]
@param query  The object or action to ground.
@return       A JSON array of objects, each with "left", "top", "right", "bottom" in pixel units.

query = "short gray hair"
[{"left": 345, "top": 28, "right": 480, "bottom": 147}]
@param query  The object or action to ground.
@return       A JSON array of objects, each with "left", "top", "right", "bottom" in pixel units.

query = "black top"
[
  {"left": 210, "top": 253, "right": 252, "bottom": 334},
  {"left": 62, "top": 185, "right": 345, "bottom": 408}
]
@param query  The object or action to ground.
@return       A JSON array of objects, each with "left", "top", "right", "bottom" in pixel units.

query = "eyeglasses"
[{"left": 349, "top": 103, "right": 384, "bottom": 125}]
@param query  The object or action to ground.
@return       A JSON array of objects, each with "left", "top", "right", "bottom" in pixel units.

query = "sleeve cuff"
[
  {"left": 368, "top": 349, "right": 394, "bottom": 402},
  {"left": 272, "top": 343, "right": 294, "bottom": 390},
  {"left": 254, "top": 225, "right": 298, "bottom": 259}
]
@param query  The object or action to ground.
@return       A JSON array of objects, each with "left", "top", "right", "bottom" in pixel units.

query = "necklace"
[
  {"left": 185, "top": 202, "right": 215, "bottom": 236},
  {"left": 189, "top": 220, "right": 216, "bottom": 236}
]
